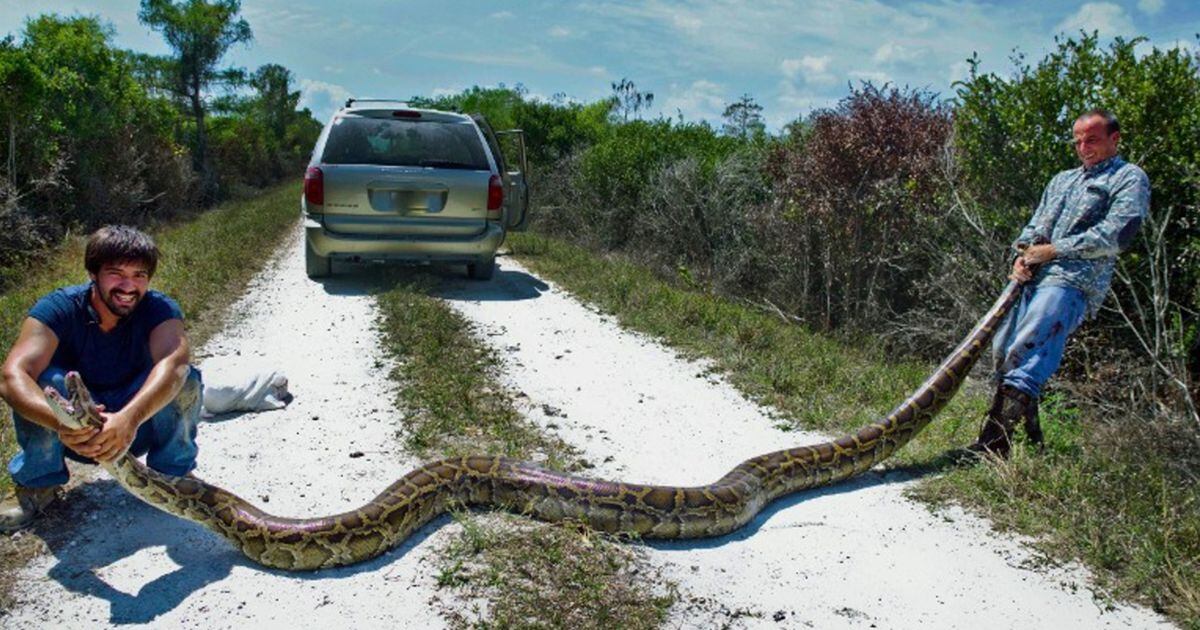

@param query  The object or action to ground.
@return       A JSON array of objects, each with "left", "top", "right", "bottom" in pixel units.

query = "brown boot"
[
  {"left": 0, "top": 485, "right": 61, "bottom": 532},
  {"left": 967, "top": 385, "right": 1033, "bottom": 458}
]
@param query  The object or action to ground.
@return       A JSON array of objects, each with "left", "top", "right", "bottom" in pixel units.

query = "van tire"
[
  {"left": 467, "top": 256, "right": 495, "bottom": 280},
  {"left": 305, "top": 240, "right": 331, "bottom": 279}
]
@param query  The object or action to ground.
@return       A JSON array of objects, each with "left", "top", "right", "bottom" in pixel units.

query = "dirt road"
[{"left": 0, "top": 226, "right": 1173, "bottom": 628}]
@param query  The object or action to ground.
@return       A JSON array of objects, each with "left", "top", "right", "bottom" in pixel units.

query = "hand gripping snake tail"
[{"left": 44, "top": 280, "right": 1023, "bottom": 571}]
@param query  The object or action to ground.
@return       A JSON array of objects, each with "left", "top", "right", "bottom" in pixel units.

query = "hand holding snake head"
[{"left": 44, "top": 371, "right": 105, "bottom": 432}]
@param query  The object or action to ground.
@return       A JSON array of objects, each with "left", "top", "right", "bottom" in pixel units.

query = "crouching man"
[{"left": 0, "top": 225, "right": 202, "bottom": 530}]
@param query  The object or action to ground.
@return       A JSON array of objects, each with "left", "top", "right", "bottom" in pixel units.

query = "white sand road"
[{"left": 0, "top": 225, "right": 1174, "bottom": 629}]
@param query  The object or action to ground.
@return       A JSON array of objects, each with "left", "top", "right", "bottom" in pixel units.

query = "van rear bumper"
[{"left": 304, "top": 216, "right": 504, "bottom": 264}]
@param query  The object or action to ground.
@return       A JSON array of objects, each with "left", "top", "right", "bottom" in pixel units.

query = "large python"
[{"left": 44, "top": 280, "right": 1022, "bottom": 571}]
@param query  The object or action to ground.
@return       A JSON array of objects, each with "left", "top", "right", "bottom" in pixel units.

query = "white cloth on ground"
[{"left": 201, "top": 364, "right": 291, "bottom": 417}]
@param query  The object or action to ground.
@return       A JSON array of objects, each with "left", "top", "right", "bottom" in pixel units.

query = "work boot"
[
  {"left": 0, "top": 485, "right": 61, "bottom": 532},
  {"left": 967, "top": 385, "right": 1033, "bottom": 458},
  {"left": 1022, "top": 397, "right": 1044, "bottom": 448}
]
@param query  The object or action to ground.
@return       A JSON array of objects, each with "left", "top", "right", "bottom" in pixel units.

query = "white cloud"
[
  {"left": 490, "top": 10, "right": 514, "bottom": 19},
  {"left": 780, "top": 55, "right": 835, "bottom": 84},
  {"left": 298, "top": 78, "right": 352, "bottom": 121},
  {"left": 549, "top": 25, "right": 571, "bottom": 38},
  {"left": 671, "top": 12, "right": 703, "bottom": 33},
  {"left": 1137, "top": 0, "right": 1165, "bottom": 15},
  {"left": 661, "top": 79, "right": 726, "bottom": 123},
  {"left": 1055, "top": 2, "right": 1136, "bottom": 37},
  {"left": 873, "top": 42, "right": 921, "bottom": 64}
]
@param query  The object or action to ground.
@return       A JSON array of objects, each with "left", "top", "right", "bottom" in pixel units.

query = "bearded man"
[
  {"left": 0, "top": 225, "right": 202, "bottom": 529},
  {"left": 971, "top": 109, "right": 1151, "bottom": 457}
]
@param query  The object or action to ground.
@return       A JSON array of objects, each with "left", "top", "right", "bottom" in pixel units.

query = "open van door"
[
  {"left": 472, "top": 114, "right": 530, "bottom": 232},
  {"left": 495, "top": 129, "right": 530, "bottom": 231}
]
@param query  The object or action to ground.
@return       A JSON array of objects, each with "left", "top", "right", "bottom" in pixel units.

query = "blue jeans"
[
  {"left": 8, "top": 364, "right": 202, "bottom": 488},
  {"left": 992, "top": 284, "right": 1087, "bottom": 399}
]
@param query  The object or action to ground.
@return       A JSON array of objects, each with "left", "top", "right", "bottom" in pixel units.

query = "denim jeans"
[
  {"left": 8, "top": 364, "right": 202, "bottom": 488},
  {"left": 992, "top": 284, "right": 1087, "bottom": 399}
]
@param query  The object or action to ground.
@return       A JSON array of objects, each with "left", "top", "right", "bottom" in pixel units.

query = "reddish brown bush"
[{"left": 765, "top": 84, "right": 952, "bottom": 329}]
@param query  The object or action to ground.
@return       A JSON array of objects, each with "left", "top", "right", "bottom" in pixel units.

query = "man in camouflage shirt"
[{"left": 971, "top": 109, "right": 1151, "bottom": 457}]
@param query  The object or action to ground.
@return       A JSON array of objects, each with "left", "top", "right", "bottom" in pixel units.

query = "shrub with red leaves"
[{"left": 765, "top": 84, "right": 952, "bottom": 330}]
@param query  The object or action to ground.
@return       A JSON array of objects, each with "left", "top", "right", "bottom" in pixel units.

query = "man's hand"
[
  {"left": 79, "top": 410, "right": 138, "bottom": 462},
  {"left": 1009, "top": 256, "right": 1034, "bottom": 283},
  {"left": 1022, "top": 243, "right": 1057, "bottom": 265},
  {"left": 57, "top": 424, "right": 99, "bottom": 456}
]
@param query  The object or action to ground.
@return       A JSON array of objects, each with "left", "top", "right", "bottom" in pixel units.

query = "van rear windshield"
[{"left": 321, "top": 116, "right": 490, "bottom": 170}]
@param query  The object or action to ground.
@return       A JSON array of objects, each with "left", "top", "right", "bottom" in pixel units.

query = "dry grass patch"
[{"left": 432, "top": 513, "right": 676, "bottom": 629}]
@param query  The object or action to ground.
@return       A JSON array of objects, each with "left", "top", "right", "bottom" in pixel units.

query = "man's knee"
[{"left": 35, "top": 365, "right": 69, "bottom": 397}]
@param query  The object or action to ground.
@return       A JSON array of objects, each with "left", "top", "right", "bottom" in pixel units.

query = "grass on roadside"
[
  {"left": 507, "top": 231, "right": 1200, "bottom": 629},
  {"left": 432, "top": 512, "right": 676, "bottom": 629},
  {"left": 375, "top": 274, "right": 579, "bottom": 469},
  {"left": 372, "top": 271, "right": 678, "bottom": 628}
]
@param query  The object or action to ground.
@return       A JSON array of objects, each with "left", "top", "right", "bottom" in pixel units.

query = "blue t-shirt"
[{"left": 28, "top": 283, "right": 184, "bottom": 392}]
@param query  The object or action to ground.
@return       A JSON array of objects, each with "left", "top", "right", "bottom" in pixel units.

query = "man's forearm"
[
  {"left": 0, "top": 368, "right": 68, "bottom": 431},
  {"left": 118, "top": 356, "right": 189, "bottom": 427}
]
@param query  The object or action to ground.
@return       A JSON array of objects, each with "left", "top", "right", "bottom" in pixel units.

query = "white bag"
[{"left": 201, "top": 366, "right": 292, "bottom": 417}]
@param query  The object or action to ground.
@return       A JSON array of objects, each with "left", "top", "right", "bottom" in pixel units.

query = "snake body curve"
[{"left": 45, "top": 281, "right": 1022, "bottom": 571}]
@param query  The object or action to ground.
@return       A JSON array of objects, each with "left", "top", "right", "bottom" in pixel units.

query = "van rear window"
[{"left": 321, "top": 117, "right": 490, "bottom": 170}]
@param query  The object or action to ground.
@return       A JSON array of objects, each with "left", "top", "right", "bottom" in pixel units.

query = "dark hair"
[
  {"left": 84, "top": 225, "right": 160, "bottom": 277},
  {"left": 1077, "top": 108, "right": 1120, "bottom": 135}
]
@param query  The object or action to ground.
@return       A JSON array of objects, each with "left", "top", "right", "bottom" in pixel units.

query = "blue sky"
[{"left": 2, "top": 1, "right": 1197, "bottom": 130}]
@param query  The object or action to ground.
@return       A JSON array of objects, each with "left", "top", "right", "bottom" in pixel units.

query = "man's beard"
[{"left": 97, "top": 286, "right": 143, "bottom": 317}]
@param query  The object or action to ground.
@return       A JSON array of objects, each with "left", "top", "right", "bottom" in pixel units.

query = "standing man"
[
  {"left": 0, "top": 226, "right": 202, "bottom": 530},
  {"left": 972, "top": 109, "right": 1151, "bottom": 457}
]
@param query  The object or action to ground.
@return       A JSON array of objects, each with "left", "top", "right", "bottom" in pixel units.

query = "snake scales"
[{"left": 44, "top": 280, "right": 1022, "bottom": 571}]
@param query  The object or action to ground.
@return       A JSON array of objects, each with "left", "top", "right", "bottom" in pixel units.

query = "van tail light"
[
  {"left": 304, "top": 167, "right": 324, "bottom": 206},
  {"left": 486, "top": 174, "right": 504, "bottom": 219}
]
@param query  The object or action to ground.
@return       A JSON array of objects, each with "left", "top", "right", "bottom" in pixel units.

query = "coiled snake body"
[{"left": 44, "top": 281, "right": 1022, "bottom": 571}]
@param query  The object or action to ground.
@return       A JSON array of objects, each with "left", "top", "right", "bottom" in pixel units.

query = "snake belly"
[{"left": 45, "top": 281, "right": 1022, "bottom": 571}]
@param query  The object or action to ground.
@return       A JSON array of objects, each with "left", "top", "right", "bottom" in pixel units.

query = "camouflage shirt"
[{"left": 1014, "top": 155, "right": 1151, "bottom": 318}]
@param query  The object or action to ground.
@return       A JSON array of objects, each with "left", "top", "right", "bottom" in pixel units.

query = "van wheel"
[
  {"left": 305, "top": 240, "right": 331, "bottom": 278},
  {"left": 467, "top": 256, "right": 495, "bottom": 280}
]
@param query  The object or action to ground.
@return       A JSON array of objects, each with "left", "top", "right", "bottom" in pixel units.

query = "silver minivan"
[{"left": 301, "top": 100, "right": 529, "bottom": 279}]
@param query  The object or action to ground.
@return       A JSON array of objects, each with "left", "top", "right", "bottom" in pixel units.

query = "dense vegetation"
[
  {"left": 417, "top": 34, "right": 1198, "bottom": 431},
  {"left": 419, "top": 34, "right": 1200, "bottom": 624},
  {"left": 0, "top": 5, "right": 320, "bottom": 286}
]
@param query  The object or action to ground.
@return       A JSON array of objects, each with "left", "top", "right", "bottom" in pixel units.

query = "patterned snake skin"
[{"left": 44, "top": 280, "right": 1022, "bottom": 571}]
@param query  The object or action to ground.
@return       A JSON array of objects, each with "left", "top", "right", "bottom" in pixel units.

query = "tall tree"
[
  {"left": 250, "top": 63, "right": 299, "bottom": 141},
  {"left": 721, "top": 94, "right": 765, "bottom": 140},
  {"left": 138, "top": 0, "right": 252, "bottom": 199},
  {"left": 0, "top": 37, "right": 40, "bottom": 188},
  {"left": 610, "top": 78, "right": 654, "bottom": 122}
]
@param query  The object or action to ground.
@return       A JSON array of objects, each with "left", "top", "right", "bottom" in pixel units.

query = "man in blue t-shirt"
[{"left": 0, "top": 225, "right": 201, "bottom": 531}]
